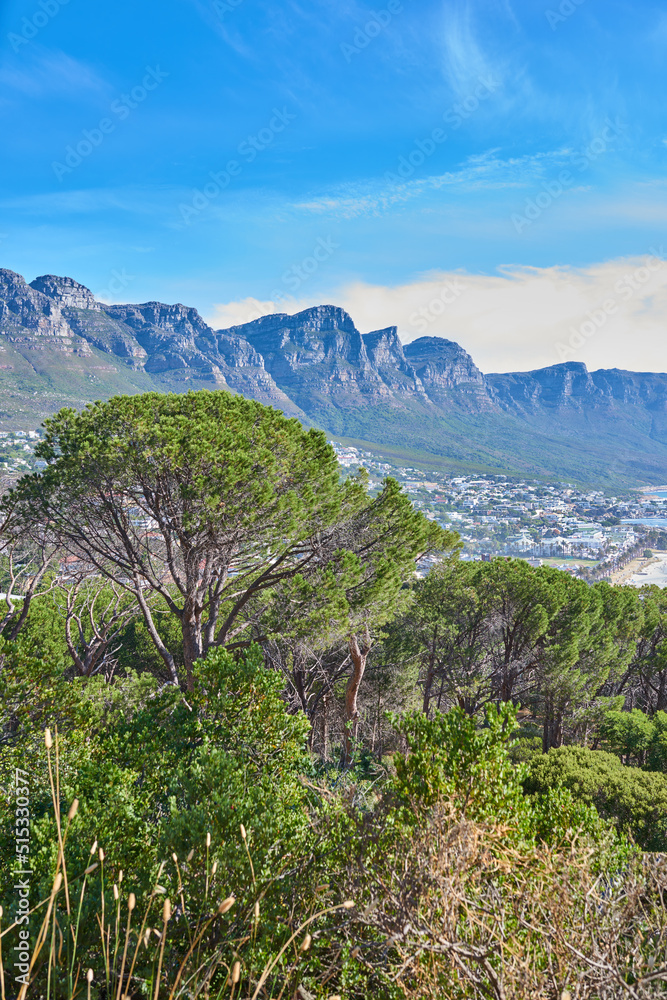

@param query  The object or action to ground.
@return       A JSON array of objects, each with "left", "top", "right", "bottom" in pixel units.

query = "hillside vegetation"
[{"left": 2, "top": 390, "right": 667, "bottom": 998}]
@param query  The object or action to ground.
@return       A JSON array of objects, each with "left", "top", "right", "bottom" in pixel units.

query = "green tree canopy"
[
  {"left": 632, "top": 585, "right": 667, "bottom": 712},
  {"left": 4, "top": 391, "right": 376, "bottom": 688},
  {"left": 600, "top": 708, "right": 667, "bottom": 771},
  {"left": 382, "top": 559, "right": 642, "bottom": 748}
]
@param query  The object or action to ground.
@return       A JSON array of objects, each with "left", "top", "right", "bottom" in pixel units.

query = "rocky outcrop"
[
  {"left": 362, "top": 327, "right": 427, "bottom": 397},
  {"left": 403, "top": 337, "right": 491, "bottom": 409},
  {"left": 487, "top": 362, "right": 601, "bottom": 414},
  {"left": 591, "top": 368, "right": 667, "bottom": 408},
  {"left": 0, "top": 269, "right": 92, "bottom": 356},
  {"left": 404, "top": 337, "right": 486, "bottom": 387},
  {"left": 30, "top": 275, "right": 101, "bottom": 312},
  {"left": 223, "top": 306, "right": 396, "bottom": 414},
  {"left": 487, "top": 362, "right": 667, "bottom": 417}
]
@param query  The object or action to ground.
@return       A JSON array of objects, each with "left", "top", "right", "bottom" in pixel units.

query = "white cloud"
[
  {"left": 440, "top": 4, "right": 505, "bottom": 101},
  {"left": 204, "top": 254, "right": 667, "bottom": 374}
]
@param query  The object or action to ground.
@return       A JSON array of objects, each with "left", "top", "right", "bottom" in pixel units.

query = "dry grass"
[{"left": 331, "top": 800, "right": 667, "bottom": 999}]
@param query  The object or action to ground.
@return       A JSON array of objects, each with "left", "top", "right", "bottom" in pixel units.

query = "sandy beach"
[{"left": 625, "top": 551, "right": 667, "bottom": 589}]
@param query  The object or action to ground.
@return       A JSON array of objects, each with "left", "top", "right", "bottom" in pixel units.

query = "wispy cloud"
[
  {"left": 293, "top": 148, "right": 572, "bottom": 219},
  {"left": 0, "top": 49, "right": 109, "bottom": 98},
  {"left": 440, "top": 3, "right": 504, "bottom": 99},
  {"left": 0, "top": 187, "right": 175, "bottom": 217}
]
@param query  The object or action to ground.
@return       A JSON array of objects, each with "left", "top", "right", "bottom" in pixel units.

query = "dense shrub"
[{"left": 523, "top": 743, "right": 667, "bottom": 850}]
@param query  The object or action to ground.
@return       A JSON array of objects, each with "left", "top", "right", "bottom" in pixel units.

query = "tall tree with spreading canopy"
[
  {"left": 246, "top": 477, "right": 458, "bottom": 759},
  {"left": 385, "top": 559, "right": 570, "bottom": 717},
  {"left": 3, "top": 390, "right": 373, "bottom": 690},
  {"left": 630, "top": 586, "right": 667, "bottom": 712}
]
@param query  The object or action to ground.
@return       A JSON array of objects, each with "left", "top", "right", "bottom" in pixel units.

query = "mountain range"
[{"left": 2, "top": 267, "right": 666, "bottom": 486}]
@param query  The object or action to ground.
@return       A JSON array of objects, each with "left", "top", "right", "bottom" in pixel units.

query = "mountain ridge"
[{"left": 1, "top": 267, "right": 666, "bottom": 486}]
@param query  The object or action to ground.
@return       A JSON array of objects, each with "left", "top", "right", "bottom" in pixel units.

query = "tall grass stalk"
[{"left": 2, "top": 730, "right": 343, "bottom": 999}]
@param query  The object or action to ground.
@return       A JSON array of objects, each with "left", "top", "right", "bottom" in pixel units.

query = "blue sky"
[{"left": 2, "top": 0, "right": 667, "bottom": 370}]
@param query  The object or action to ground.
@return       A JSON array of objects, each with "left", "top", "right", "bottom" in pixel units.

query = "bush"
[
  {"left": 389, "top": 704, "right": 607, "bottom": 849},
  {"left": 523, "top": 744, "right": 667, "bottom": 850},
  {"left": 0, "top": 645, "right": 315, "bottom": 956}
]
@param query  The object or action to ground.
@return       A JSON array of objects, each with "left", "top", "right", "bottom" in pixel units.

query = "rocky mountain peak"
[
  {"left": 0, "top": 268, "right": 74, "bottom": 340},
  {"left": 30, "top": 274, "right": 100, "bottom": 311},
  {"left": 362, "top": 326, "right": 405, "bottom": 364},
  {"left": 487, "top": 360, "right": 601, "bottom": 413},
  {"left": 288, "top": 304, "right": 357, "bottom": 334},
  {"left": 106, "top": 301, "right": 212, "bottom": 339},
  {"left": 0, "top": 268, "right": 29, "bottom": 291},
  {"left": 224, "top": 304, "right": 358, "bottom": 343},
  {"left": 404, "top": 337, "right": 486, "bottom": 387}
]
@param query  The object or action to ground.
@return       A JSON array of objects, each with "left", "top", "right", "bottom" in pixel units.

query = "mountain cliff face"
[
  {"left": 223, "top": 306, "right": 396, "bottom": 419},
  {"left": 0, "top": 269, "right": 91, "bottom": 351},
  {"left": 30, "top": 275, "right": 101, "bottom": 312},
  {"left": 1, "top": 266, "right": 666, "bottom": 485}
]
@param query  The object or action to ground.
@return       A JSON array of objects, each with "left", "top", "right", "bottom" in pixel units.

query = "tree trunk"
[
  {"left": 344, "top": 631, "right": 371, "bottom": 766},
  {"left": 422, "top": 628, "right": 438, "bottom": 716},
  {"left": 4, "top": 558, "right": 51, "bottom": 640},
  {"left": 291, "top": 650, "right": 309, "bottom": 715},
  {"left": 542, "top": 697, "right": 554, "bottom": 753},
  {"left": 135, "top": 581, "right": 180, "bottom": 688},
  {"left": 181, "top": 600, "right": 204, "bottom": 693},
  {"left": 542, "top": 697, "right": 564, "bottom": 751},
  {"left": 657, "top": 671, "right": 667, "bottom": 713},
  {"left": 321, "top": 691, "right": 330, "bottom": 761}
]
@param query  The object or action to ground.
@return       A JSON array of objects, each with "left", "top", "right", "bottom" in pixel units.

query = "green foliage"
[
  {"left": 0, "top": 660, "right": 651, "bottom": 999},
  {"left": 388, "top": 703, "right": 607, "bottom": 851},
  {"left": 258, "top": 476, "right": 456, "bottom": 649},
  {"left": 382, "top": 557, "right": 644, "bottom": 749},
  {"left": 1, "top": 588, "right": 69, "bottom": 664},
  {"left": 599, "top": 707, "right": 667, "bottom": 771},
  {"left": 391, "top": 703, "right": 526, "bottom": 823},
  {"left": 0, "top": 644, "right": 312, "bottom": 914},
  {"left": 5, "top": 390, "right": 371, "bottom": 684},
  {"left": 523, "top": 744, "right": 667, "bottom": 851}
]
